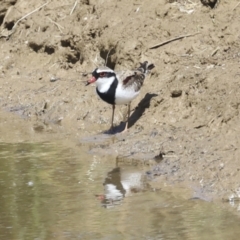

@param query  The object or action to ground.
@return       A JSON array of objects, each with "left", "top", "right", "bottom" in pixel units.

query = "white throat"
[{"left": 96, "top": 76, "right": 116, "bottom": 93}]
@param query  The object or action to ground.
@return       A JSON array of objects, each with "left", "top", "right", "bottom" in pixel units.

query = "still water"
[{"left": 0, "top": 142, "right": 240, "bottom": 240}]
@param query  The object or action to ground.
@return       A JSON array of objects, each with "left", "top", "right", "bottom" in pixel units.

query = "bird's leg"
[
  {"left": 110, "top": 104, "right": 115, "bottom": 132},
  {"left": 122, "top": 103, "right": 131, "bottom": 133}
]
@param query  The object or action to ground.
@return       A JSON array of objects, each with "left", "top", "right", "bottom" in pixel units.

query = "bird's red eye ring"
[{"left": 99, "top": 72, "right": 106, "bottom": 77}]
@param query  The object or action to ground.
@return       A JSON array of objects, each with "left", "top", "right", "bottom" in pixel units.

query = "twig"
[
  {"left": 49, "top": 62, "right": 58, "bottom": 69},
  {"left": 233, "top": 2, "right": 240, "bottom": 11},
  {"left": 47, "top": 17, "right": 64, "bottom": 33},
  {"left": 6, "top": 2, "right": 49, "bottom": 39},
  {"left": 211, "top": 47, "right": 219, "bottom": 56},
  {"left": 82, "top": 111, "right": 89, "bottom": 120},
  {"left": 70, "top": 0, "right": 78, "bottom": 15},
  {"left": 149, "top": 32, "right": 200, "bottom": 49}
]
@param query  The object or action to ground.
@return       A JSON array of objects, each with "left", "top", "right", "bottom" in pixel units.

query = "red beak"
[{"left": 86, "top": 76, "right": 96, "bottom": 86}]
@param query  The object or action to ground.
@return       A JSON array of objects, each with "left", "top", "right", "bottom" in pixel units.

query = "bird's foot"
[
  {"left": 119, "top": 123, "right": 129, "bottom": 134},
  {"left": 104, "top": 126, "right": 117, "bottom": 135},
  {"left": 120, "top": 128, "right": 128, "bottom": 134},
  {"left": 104, "top": 122, "right": 129, "bottom": 135}
]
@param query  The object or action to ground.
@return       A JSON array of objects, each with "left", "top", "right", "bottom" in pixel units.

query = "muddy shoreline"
[{"left": 1, "top": 0, "right": 240, "bottom": 201}]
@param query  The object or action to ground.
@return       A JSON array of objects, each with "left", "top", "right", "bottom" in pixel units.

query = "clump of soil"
[{"left": 0, "top": 0, "right": 240, "bottom": 201}]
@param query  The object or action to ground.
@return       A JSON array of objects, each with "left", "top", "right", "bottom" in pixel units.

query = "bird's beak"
[{"left": 86, "top": 76, "right": 96, "bottom": 86}]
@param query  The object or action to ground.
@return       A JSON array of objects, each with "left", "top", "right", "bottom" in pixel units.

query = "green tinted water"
[{"left": 0, "top": 142, "right": 240, "bottom": 240}]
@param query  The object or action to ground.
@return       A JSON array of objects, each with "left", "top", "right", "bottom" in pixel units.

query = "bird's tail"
[{"left": 136, "top": 61, "right": 155, "bottom": 75}]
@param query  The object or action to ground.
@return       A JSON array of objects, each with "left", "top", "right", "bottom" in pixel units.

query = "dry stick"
[
  {"left": 211, "top": 47, "right": 219, "bottom": 56},
  {"left": 233, "top": 2, "right": 240, "bottom": 11},
  {"left": 70, "top": 0, "right": 78, "bottom": 15},
  {"left": 8, "top": 2, "right": 49, "bottom": 38},
  {"left": 47, "top": 17, "right": 64, "bottom": 33},
  {"left": 149, "top": 32, "right": 200, "bottom": 49}
]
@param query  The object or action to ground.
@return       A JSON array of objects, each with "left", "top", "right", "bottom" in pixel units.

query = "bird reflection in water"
[{"left": 96, "top": 167, "right": 144, "bottom": 208}]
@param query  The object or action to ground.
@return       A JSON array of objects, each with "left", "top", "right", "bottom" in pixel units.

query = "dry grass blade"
[
  {"left": 6, "top": 2, "right": 49, "bottom": 39},
  {"left": 70, "top": 0, "right": 78, "bottom": 15},
  {"left": 149, "top": 32, "right": 200, "bottom": 49},
  {"left": 233, "top": 2, "right": 240, "bottom": 11},
  {"left": 47, "top": 17, "right": 64, "bottom": 33},
  {"left": 105, "top": 48, "right": 113, "bottom": 67}
]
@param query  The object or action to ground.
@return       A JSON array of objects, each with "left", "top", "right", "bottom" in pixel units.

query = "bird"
[{"left": 86, "top": 61, "right": 155, "bottom": 133}]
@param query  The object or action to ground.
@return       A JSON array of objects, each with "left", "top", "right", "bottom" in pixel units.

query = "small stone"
[
  {"left": 219, "top": 163, "right": 224, "bottom": 170},
  {"left": 171, "top": 90, "right": 182, "bottom": 98},
  {"left": 63, "top": 99, "right": 70, "bottom": 103},
  {"left": 33, "top": 124, "right": 44, "bottom": 132},
  {"left": 201, "top": 0, "right": 218, "bottom": 8},
  {"left": 50, "top": 76, "right": 60, "bottom": 82}
]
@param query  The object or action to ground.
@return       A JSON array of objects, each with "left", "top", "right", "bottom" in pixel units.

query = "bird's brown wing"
[
  {"left": 117, "top": 69, "right": 145, "bottom": 92},
  {"left": 117, "top": 62, "right": 155, "bottom": 92}
]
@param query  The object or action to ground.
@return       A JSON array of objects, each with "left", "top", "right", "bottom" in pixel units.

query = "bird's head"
[{"left": 86, "top": 67, "right": 115, "bottom": 86}]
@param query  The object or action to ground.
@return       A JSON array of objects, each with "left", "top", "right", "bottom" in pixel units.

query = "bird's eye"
[{"left": 99, "top": 72, "right": 106, "bottom": 77}]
